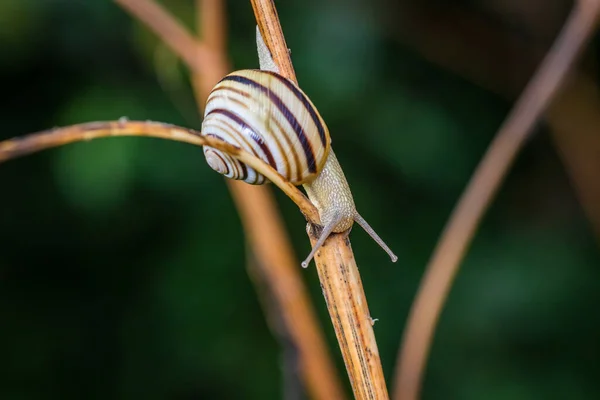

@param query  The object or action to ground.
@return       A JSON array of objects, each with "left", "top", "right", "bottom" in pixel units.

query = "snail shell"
[{"left": 201, "top": 69, "right": 331, "bottom": 185}]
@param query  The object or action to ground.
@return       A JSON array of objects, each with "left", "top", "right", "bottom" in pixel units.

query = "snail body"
[{"left": 201, "top": 31, "right": 397, "bottom": 267}]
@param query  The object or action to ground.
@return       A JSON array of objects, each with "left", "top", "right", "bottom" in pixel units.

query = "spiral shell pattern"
[{"left": 201, "top": 69, "right": 331, "bottom": 185}]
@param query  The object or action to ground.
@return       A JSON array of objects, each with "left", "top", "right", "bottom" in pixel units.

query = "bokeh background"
[{"left": 1, "top": 0, "right": 599, "bottom": 399}]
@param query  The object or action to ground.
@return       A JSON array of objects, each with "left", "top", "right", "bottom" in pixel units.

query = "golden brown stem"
[
  {"left": 250, "top": 0, "right": 297, "bottom": 83},
  {"left": 250, "top": 0, "right": 389, "bottom": 398},
  {"left": 0, "top": 119, "right": 318, "bottom": 223},
  {"left": 0, "top": 121, "right": 205, "bottom": 159},
  {"left": 309, "top": 228, "right": 389, "bottom": 399},
  {"left": 393, "top": 2, "right": 600, "bottom": 399}
]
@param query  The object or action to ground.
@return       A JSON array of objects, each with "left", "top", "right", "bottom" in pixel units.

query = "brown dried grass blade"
[{"left": 250, "top": 0, "right": 389, "bottom": 398}]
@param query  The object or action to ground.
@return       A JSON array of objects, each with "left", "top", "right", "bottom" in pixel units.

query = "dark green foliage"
[{"left": 0, "top": 1, "right": 598, "bottom": 399}]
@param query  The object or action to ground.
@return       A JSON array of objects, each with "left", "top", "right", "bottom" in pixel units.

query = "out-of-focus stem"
[
  {"left": 115, "top": 0, "right": 220, "bottom": 76},
  {"left": 385, "top": 0, "right": 600, "bottom": 243},
  {"left": 393, "top": 2, "right": 600, "bottom": 399},
  {"left": 192, "top": 0, "right": 229, "bottom": 112}
]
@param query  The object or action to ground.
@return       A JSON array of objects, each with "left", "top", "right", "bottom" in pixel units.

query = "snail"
[{"left": 200, "top": 30, "right": 397, "bottom": 268}]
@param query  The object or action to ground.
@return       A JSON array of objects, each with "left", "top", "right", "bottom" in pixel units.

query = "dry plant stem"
[
  {"left": 115, "top": 0, "right": 223, "bottom": 77},
  {"left": 191, "top": 1, "right": 346, "bottom": 398},
  {"left": 0, "top": 120, "right": 317, "bottom": 220},
  {"left": 309, "top": 228, "right": 388, "bottom": 399},
  {"left": 393, "top": 2, "right": 600, "bottom": 399},
  {"left": 250, "top": 0, "right": 389, "bottom": 398},
  {"left": 0, "top": 121, "right": 204, "bottom": 160},
  {"left": 389, "top": 3, "right": 600, "bottom": 244}
]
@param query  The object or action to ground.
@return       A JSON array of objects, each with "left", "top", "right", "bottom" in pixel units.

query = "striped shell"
[{"left": 201, "top": 69, "right": 331, "bottom": 185}]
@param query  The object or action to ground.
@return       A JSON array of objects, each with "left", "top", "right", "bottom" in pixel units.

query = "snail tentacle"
[
  {"left": 301, "top": 212, "right": 344, "bottom": 268},
  {"left": 354, "top": 213, "right": 398, "bottom": 263}
]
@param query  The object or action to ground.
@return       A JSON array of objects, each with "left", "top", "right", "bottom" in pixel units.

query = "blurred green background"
[{"left": 1, "top": 0, "right": 599, "bottom": 399}]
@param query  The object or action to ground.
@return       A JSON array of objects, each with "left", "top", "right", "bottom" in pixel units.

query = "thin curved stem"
[
  {"left": 0, "top": 120, "right": 319, "bottom": 224},
  {"left": 393, "top": 2, "right": 600, "bottom": 399}
]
